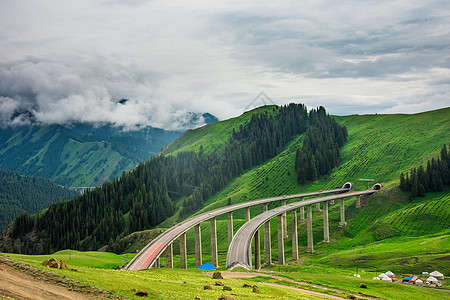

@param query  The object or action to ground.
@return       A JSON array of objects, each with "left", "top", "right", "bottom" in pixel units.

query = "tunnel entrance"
[
  {"left": 372, "top": 183, "right": 382, "bottom": 190},
  {"left": 342, "top": 182, "right": 352, "bottom": 190}
]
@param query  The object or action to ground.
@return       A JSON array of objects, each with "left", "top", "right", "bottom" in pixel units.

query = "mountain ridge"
[{"left": 0, "top": 112, "right": 218, "bottom": 187}]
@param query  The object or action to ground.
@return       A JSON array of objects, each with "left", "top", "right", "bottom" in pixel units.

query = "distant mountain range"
[{"left": 0, "top": 112, "right": 218, "bottom": 187}]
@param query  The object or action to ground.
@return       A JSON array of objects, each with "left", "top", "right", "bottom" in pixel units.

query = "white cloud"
[{"left": 0, "top": 0, "right": 449, "bottom": 129}]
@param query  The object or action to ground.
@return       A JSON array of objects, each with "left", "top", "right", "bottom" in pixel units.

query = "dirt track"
[
  {"left": 205, "top": 271, "right": 380, "bottom": 300},
  {"left": 0, "top": 259, "right": 89, "bottom": 300}
]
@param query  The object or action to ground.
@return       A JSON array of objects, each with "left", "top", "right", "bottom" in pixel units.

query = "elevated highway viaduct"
[
  {"left": 125, "top": 184, "right": 355, "bottom": 271},
  {"left": 226, "top": 187, "right": 381, "bottom": 271}
]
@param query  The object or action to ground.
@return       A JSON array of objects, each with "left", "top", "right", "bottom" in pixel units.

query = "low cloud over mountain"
[{"left": 1, "top": 0, "right": 449, "bottom": 129}]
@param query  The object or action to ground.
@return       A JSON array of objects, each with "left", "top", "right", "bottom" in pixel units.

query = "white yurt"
[
  {"left": 415, "top": 279, "right": 423, "bottom": 285},
  {"left": 429, "top": 271, "right": 444, "bottom": 280},
  {"left": 385, "top": 271, "right": 395, "bottom": 277},
  {"left": 382, "top": 277, "right": 393, "bottom": 282},
  {"left": 373, "top": 276, "right": 380, "bottom": 280},
  {"left": 427, "top": 277, "right": 438, "bottom": 284},
  {"left": 379, "top": 273, "right": 389, "bottom": 279}
]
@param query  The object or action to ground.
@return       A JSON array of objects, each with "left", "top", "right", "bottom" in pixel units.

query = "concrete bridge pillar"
[
  {"left": 227, "top": 212, "right": 233, "bottom": 246},
  {"left": 195, "top": 224, "right": 202, "bottom": 267},
  {"left": 263, "top": 204, "right": 272, "bottom": 264},
  {"left": 323, "top": 201, "right": 330, "bottom": 243},
  {"left": 180, "top": 233, "right": 187, "bottom": 269},
  {"left": 166, "top": 243, "right": 173, "bottom": 268},
  {"left": 339, "top": 199, "right": 347, "bottom": 226},
  {"left": 299, "top": 197, "right": 305, "bottom": 222},
  {"left": 254, "top": 229, "right": 261, "bottom": 270},
  {"left": 291, "top": 209, "right": 299, "bottom": 260},
  {"left": 277, "top": 215, "right": 285, "bottom": 264},
  {"left": 211, "top": 217, "right": 218, "bottom": 267},
  {"left": 245, "top": 207, "right": 251, "bottom": 222},
  {"left": 315, "top": 202, "right": 321, "bottom": 212},
  {"left": 307, "top": 205, "right": 314, "bottom": 253},
  {"left": 282, "top": 199, "right": 288, "bottom": 238},
  {"left": 355, "top": 195, "right": 361, "bottom": 208},
  {"left": 154, "top": 257, "right": 160, "bottom": 268}
]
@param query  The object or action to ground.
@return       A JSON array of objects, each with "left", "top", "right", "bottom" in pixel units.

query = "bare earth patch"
[{"left": 0, "top": 256, "right": 121, "bottom": 300}]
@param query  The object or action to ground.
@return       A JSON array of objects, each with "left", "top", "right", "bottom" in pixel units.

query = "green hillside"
[
  {"left": 163, "top": 108, "right": 448, "bottom": 215},
  {"left": 161, "top": 107, "right": 449, "bottom": 274},
  {"left": 162, "top": 105, "right": 277, "bottom": 155}
]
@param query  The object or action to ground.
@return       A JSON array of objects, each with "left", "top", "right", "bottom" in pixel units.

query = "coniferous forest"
[
  {"left": 0, "top": 169, "right": 76, "bottom": 232},
  {"left": 295, "top": 106, "right": 348, "bottom": 184},
  {"left": 400, "top": 144, "right": 450, "bottom": 197},
  {"left": 3, "top": 104, "right": 349, "bottom": 254}
]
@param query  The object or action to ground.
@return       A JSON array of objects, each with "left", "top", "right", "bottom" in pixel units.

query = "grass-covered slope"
[
  {"left": 193, "top": 108, "right": 448, "bottom": 215},
  {"left": 329, "top": 108, "right": 450, "bottom": 188},
  {"left": 3, "top": 250, "right": 449, "bottom": 300},
  {"left": 162, "top": 105, "right": 277, "bottom": 155},
  {"left": 159, "top": 107, "right": 449, "bottom": 274}
]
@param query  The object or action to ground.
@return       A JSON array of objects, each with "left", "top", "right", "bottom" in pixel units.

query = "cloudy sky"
[{"left": 1, "top": 0, "right": 449, "bottom": 130}]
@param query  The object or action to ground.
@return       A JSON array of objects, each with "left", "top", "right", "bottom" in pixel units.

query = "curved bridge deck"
[
  {"left": 125, "top": 187, "right": 349, "bottom": 270},
  {"left": 226, "top": 189, "right": 377, "bottom": 270}
]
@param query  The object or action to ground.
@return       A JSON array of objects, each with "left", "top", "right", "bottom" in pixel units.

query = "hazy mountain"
[{"left": 0, "top": 112, "right": 217, "bottom": 187}]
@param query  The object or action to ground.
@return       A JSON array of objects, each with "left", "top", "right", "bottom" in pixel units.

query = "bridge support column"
[
  {"left": 277, "top": 215, "right": 285, "bottom": 264},
  {"left": 323, "top": 201, "right": 330, "bottom": 243},
  {"left": 263, "top": 204, "right": 272, "bottom": 264},
  {"left": 180, "top": 233, "right": 187, "bottom": 269},
  {"left": 166, "top": 244, "right": 173, "bottom": 268},
  {"left": 227, "top": 212, "right": 233, "bottom": 246},
  {"left": 195, "top": 224, "right": 202, "bottom": 267},
  {"left": 154, "top": 257, "right": 160, "bottom": 268},
  {"left": 211, "top": 217, "right": 218, "bottom": 267},
  {"left": 339, "top": 199, "right": 347, "bottom": 226},
  {"left": 291, "top": 209, "right": 299, "bottom": 260},
  {"left": 245, "top": 207, "right": 251, "bottom": 222},
  {"left": 355, "top": 195, "right": 361, "bottom": 208},
  {"left": 282, "top": 200, "right": 288, "bottom": 238},
  {"left": 300, "top": 198, "right": 305, "bottom": 222},
  {"left": 254, "top": 229, "right": 261, "bottom": 270},
  {"left": 307, "top": 205, "right": 314, "bottom": 253},
  {"left": 315, "top": 202, "right": 321, "bottom": 212}
]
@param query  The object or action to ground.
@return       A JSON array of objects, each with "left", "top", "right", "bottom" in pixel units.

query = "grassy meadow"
[{"left": 2, "top": 248, "right": 449, "bottom": 300}]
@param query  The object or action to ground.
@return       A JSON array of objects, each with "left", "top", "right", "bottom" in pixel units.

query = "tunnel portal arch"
[{"left": 372, "top": 183, "right": 382, "bottom": 190}]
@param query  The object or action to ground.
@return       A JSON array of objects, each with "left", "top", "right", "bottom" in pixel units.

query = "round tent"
[
  {"left": 430, "top": 271, "right": 444, "bottom": 279},
  {"left": 385, "top": 271, "right": 395, "bottom": 277},
  {"left": 427, "top": 277, "right": 438, "bottom": 284},
  {"left": 415, "top": 279, "right": 423, "bottom": 285}
]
